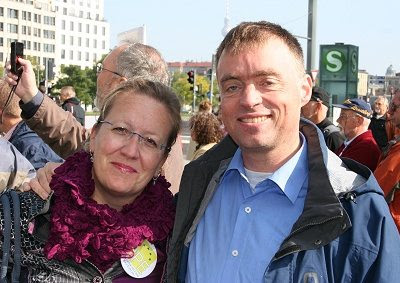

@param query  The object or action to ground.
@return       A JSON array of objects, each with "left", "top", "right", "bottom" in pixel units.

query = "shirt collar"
[{"left": 223, "top": 133, "right": 309, "bottom": 204}]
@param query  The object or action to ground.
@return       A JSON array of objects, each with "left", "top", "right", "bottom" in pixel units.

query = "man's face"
[
  {"left": 217, "top": 39, "right": 312, "bottom": 158},
  {"left": 336, "top": 109, "right": 359, "bottom": 139},
  {"left": 96, "top": 48, "right": 125, "bottom": 108},
  {"left": 374, "top": 98, "right": 387, "bottom": 115},
  {"left": 301, "top": 100, "right": 319, "bottom": 122},
  {"left": 389, "top": 94, "right": 400, "bottom": 128}
]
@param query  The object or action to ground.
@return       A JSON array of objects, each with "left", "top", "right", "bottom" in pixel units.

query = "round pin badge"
[{"left": 121, "top": 240, "right": 157, "bottom": 278}]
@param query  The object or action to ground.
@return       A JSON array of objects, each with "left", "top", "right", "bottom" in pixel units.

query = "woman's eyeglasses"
[{"left": 98, "top": 120, "right": 169, "bottom": 154}]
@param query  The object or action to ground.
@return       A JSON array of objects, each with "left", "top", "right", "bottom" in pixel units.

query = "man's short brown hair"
[{"left": 216, "top": 21, "right": 305, "bottom": 72}]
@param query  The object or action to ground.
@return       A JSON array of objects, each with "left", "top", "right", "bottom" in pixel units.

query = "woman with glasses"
[{"left": 0, "top": 79, "right": 181, "bottom": 282}]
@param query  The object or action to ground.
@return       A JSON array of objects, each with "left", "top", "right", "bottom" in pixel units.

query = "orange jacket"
[{"left": 374, "top": 141, "right": 400, "bottom": 232}]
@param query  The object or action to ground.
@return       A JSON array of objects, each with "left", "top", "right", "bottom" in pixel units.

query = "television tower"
[{"left": 221, "top": 0, "right": 230, "bottom": 37}]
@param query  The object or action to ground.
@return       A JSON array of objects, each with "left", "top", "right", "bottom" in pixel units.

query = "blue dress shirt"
[{"left": 186, "top": 134, "right": 309, "bottom": 282}]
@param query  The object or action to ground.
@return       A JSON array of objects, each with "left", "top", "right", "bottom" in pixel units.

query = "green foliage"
[
  {"left": 171, "top": 71, "right": 220, "bottom": 109},
  {"left": 53, "top": 65, "right": 96, "bottom": 106}
]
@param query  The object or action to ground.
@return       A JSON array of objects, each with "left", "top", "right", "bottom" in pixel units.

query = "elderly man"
[
  {"left": 301, "top": 86, "right": 344, "bottom": 152},
  {"left": 60, "top": 86, "right": 85, "bottom": 126},
  {"left": 334, "top": 98, "right": 381, "bottom": 171},
  {"left": 0, "top": 79, "right": 63, "bottom": 170},
  {"left": 167, "top": 21, "right": 400, "bottom": 282},
  {"left": 6, "top": 43, "right": 183, "bottom": 194},
  {"left": 369, "top": 96, "right": 390, "bottom": 149},
  {"left": 375, "top": 90, "right": 400, "bottom": 232}
]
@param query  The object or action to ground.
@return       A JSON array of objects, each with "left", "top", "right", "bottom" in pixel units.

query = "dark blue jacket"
[
  {"left": 167, "top": 119, "right": 400, "bottom": 282},
  {"left": 9, "top": 121, "right": 64, "bottom": 170}
]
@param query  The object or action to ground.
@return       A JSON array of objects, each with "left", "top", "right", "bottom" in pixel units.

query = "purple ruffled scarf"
[{"left": 44, "top": 151, "right": 175, "bottom": 272}]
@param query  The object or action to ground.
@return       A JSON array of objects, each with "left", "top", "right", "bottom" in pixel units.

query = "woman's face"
[{"left": 90, "top": 92, "right": 172, "bottom": 208}]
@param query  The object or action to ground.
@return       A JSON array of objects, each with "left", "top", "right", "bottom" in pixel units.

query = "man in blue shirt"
[{"left": 167, "top": 21, "right": 400, "bottom": 282}]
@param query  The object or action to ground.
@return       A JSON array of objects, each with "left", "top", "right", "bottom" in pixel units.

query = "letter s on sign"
[{"left": 326, "top": 50, "right": 343, "bottom": 73}]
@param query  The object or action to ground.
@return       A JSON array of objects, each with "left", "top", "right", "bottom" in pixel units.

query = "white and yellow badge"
[{"left": 121, "top": 240, "right": 157, "bottom": 278}]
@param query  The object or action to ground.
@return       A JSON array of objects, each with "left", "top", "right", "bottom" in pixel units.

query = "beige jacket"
[
  {"left": 24, "top": 96, "right": 184, "bottom": 194},
  {"left": 0, "top": 138, "right": 36, "bottom": 192}
]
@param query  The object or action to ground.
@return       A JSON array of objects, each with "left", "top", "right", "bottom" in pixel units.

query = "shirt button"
[
  {"left": 244, "top": 207, "right": 252, "bottom": 213},
  {"left": 92, "top": 276, "right": 103, "bottom": 283},
  {"left": 232, "top": 250, "right": 239, "bottom": 257}
]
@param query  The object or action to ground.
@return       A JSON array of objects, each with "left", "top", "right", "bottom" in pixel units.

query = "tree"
[{"left": 53, "top": 65, "right": 96, "bottom": 106}]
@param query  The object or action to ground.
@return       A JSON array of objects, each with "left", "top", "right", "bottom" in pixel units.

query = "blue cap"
[{"left": 333, "top": 98, "right": 373, "bottom": 119}]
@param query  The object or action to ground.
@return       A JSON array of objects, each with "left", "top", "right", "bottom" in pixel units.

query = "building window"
[
  {"left": 7, "top": 24, "right": 18, "bottom": 33},
  {"left": 85, "top": 52, "right": 89, "bottom": 61},
  {"left": 93, "top": 53, "right": 97, "bottom": 62},
  {"left": 93, "top": 25, "right": 97, "bottom": 34},
  {"left": 0, "top": 23, "right": 3, "bottom": 32},
  {"left": 7, "top": 9, "right": 18, "bottom": 19},
  {"left": 33, "top": 28, "right": 41, "bottom": 37},
  {"left": 86, "top": 38, "right": 89, "bottom": 47},
  {"left": 44, "top": 30, "right": 55, "bottom": 39},
  {"left": 33, "top": 14, "right": 41, "bottom": 23},
  {"left": 78, "top": 37, "right": 81, "bottom": 46},
  {"left": 0, "top": 38, "right": 3, "bottom": 47},
  {"left": 102, "top": 40, "right": 105, "bottom": 49},
  {"left": 0, "top": 7, "right": 4, "bottom": 17},
  {"left": 44, "top": 44, "right": 55, "bottom": 53},
  {"left": 61, "top": 34, "right": 65, "bottom": 44},
  {"left": 70, "top": 50, "right": 73, "bottom": 60},
  {"left": 78, "top": 51, "right": 81, "bottom": 60},
  {"left": 63, "top": 7, "right": 67, "bottom": 15},
  {"left": 78, "top": 23, "right": 82, "bottom": 32},
  {"left": 79, "top": 11, "right": 83, "bottom": 18},
  {"left": 70, "top": 21, "right": 74, "bottom": 31},
  {"left": 70, "top": 36, "right": 74, "bottom": 45},
  {"left": 86, "top": 24, "right": 89, "bottom": 33},
  {"left": 62, "top": 20, "right": 66, "bottom": 30},
  {"left": 0, "top": 53, "right": 3, "bottom": 62},
  {"left": 102, "top": 27, "right": 105, "bottom": 36},
  {"left": 61, "top": 49, "right": 65, "bottom": 59},
  {"left": 93, "top": 39, "right": 97, "bottom": 48}
]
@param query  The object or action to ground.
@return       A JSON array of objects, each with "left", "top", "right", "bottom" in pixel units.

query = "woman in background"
[{"left": 190, "top": 112, "right": 223, "bottom": 160}]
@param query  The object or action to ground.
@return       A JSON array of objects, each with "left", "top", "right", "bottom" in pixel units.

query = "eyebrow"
[{"left": 219, "top": 70, "right": 281, "bottom": 84}]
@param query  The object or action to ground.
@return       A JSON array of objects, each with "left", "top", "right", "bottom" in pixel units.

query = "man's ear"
[{"left": 300, "top": 74, "right": 313, "bottom": 107}]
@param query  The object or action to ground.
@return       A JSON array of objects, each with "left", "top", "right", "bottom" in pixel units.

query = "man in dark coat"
[
  {"left": 301, "top": 86, "right": 344, "bottom": 152},
  {"left": 334, "top": 98, "right": 381, "bottom": 171},
  {"left": 60, "top": 86, "right": 85, "bottom": 126}
]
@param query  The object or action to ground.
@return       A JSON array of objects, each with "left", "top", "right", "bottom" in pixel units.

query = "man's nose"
[{"left": 240, "top": 84, "right": 262, "bottom": 108}]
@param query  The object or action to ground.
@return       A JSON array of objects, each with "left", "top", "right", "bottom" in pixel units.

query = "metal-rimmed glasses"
[
  {"left": 98, "top": 120, "right": 169, "bottom": 154},
  {"left": 96, "top": 63, "right": 124, "bottom": 78}
]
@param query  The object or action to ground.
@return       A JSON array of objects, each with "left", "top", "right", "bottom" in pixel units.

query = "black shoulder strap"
[
  {"left": 0, "top": 193, "right": 12, "bottom": 282},
  {"left": 0, "top": 191, "right": 22, "bottom": 283}
]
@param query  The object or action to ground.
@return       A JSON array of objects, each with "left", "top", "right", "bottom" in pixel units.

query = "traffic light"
[
  {"left": 187, "top": 70, "right": 194, "bottom": 85},
  {"left": 206, "top": 68, "right": 212, "bottom": 80}
]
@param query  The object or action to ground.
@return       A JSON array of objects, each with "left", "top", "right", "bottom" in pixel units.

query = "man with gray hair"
[
  {"left": 6, "top": 43, "right": 183, "bottom": 194},
  {"left": 369, "top": 96, "right": 390, "bottom": 149}
]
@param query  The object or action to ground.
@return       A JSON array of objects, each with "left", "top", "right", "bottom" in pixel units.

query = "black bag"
[{"left": 0, "top": 190, "right": 21, "bottom": 283}]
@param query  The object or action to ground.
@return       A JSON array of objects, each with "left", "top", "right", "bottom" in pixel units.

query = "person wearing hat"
[
  {"left": 301, "top": 87, "right": 345, "bottom": 152},
  {"left": 334, "top": 98, "right": 381, "bottom": 171}
]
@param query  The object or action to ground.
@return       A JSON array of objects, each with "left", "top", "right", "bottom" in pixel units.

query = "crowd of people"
[{"left": 0, "top": 20, "right": 399, "bottom": 282}]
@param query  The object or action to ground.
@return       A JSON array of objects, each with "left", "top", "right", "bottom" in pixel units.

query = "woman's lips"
[{"left": 111, "top": 162, "right": 137, "bottom": 173}]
